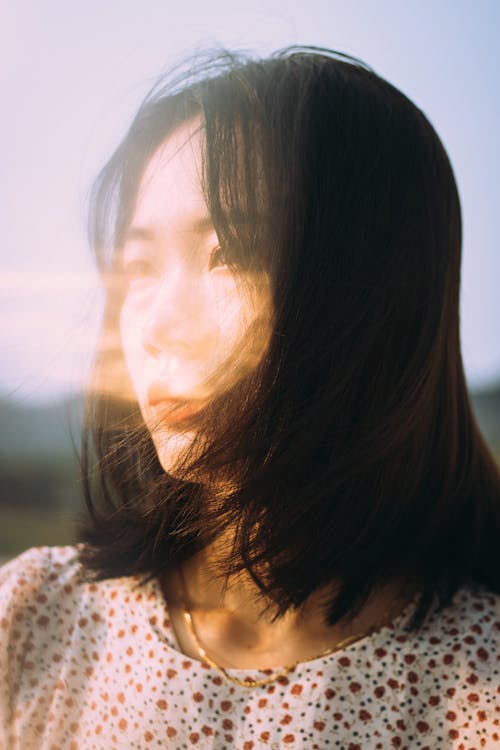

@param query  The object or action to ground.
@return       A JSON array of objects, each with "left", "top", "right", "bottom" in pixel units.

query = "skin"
[
  {"left": 161, "top": 542, "right": 415, "bottom": 670},
  {"left": 120, "top": 119, "right": 414, "bottom": 670}
]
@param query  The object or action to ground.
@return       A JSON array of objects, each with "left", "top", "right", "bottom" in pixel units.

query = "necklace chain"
[{"left": 179, "top": 571, "right": 413, "bottom": 689}]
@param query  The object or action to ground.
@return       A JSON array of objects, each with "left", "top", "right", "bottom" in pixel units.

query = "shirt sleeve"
[{"left": 0, "top": 547, "right": 54, "bottom": 750}]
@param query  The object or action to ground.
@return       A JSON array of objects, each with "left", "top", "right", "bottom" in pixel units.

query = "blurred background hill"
[
  {"left": 0, "top": 385, "right": 499, "bottom": 563},
  {"left": 0, "top": 394, "right": 84, "bottom": 561}
]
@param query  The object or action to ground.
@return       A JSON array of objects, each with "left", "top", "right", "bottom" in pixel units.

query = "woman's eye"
[{"left": 209, "top": 245, "right": 230, "bottom": 271}]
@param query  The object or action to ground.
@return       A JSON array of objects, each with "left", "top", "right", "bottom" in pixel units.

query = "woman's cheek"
[{"left": 119, "top": 300, "right": 148, "bottom": 397}]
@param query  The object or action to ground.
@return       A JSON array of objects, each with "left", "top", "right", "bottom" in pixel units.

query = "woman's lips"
[
  {"left": 151, "top": 399, "right": 208, "bottom": 426},
  {"left": 147, "top": 384, "right": 209, "bottom": 426}
]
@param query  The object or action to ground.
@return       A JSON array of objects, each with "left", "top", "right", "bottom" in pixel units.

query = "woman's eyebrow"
[
  {"left": 124, "top": 225, "right": 155, "bottom": 243},
  {"left": 125, "top": 217, "right": 215, "bottom": 242}
]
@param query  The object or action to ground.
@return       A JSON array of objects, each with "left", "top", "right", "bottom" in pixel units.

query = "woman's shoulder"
[
  {"left": 0, "top": 543, "right": 80, "bottom": 576},
  {"left": 0, "top": 546, "right": 89, "bottom": 664},
  {"left": 0, "top": 545, "right": 138, "bottom": 663},
  {"left": 422, "top": 583, "right": 500, "bottom": 648},
  {"left": 0, "top": 544, "right": 147, "bottom": 624},
  {"left": 0, "top": 544, "right": 168, "bottom": 654},
  {"left": 376, "top": 583, "right": 499, "bottom": 713},
  {"left": 0, "top": 545, "right": 84, "bottom": 615},
  {"left": 392, "top": 582, "right": 500, "bottom": 666}
]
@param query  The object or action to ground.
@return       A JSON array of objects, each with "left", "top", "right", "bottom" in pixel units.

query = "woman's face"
[{"left": 119, "top": 120, "right": 273, "bottom": 475}]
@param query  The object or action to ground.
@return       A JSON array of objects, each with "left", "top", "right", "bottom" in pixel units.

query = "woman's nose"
[{"left": 141, "top": 275, "right": 209, "bottom": 358}]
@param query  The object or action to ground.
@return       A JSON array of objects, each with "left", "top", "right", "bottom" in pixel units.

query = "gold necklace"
[{"left": 179, "top": 571, "right": 413, "bottom": 689}]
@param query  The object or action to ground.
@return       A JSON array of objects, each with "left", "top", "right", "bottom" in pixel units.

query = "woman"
[{"left": 1, "top": 46, "right": 499, "bottom": 749}]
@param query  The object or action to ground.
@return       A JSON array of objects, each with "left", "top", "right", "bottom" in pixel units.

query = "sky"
[{"left": 1, "top": 0, "right": 499, "bottom": 404}]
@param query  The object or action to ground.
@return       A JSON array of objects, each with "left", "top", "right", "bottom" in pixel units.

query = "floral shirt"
[{"left": 0, "top": 545, "right": 499, "bottom": 749}]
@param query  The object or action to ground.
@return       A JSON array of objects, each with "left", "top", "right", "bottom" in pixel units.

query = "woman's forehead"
[
  {"left": 141, "top": 117, "right": 204, "bottom": 189},
  {"left": 133, "top": 117, "right": 208, "bottom": 229}
]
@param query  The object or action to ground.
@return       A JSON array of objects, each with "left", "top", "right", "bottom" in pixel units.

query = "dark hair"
[{"left": 76, "top": 46, "right": 500, "bottom": 632}]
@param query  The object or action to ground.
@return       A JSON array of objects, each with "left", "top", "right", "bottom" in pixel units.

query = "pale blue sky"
[{"left": 1, "top": 0, "right": 499, "bottom": 403}]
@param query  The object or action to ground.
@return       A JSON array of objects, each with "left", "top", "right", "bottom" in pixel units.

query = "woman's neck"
[{"left": 161, "top": 536, "right": 415, "bottom": 670}]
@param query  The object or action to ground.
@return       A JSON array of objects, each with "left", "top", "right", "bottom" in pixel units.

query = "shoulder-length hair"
[{"left": 76, "top": 46, "right": 500, "bottom": 631}]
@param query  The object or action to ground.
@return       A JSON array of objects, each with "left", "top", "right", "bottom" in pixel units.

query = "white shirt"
[{"left": 0, "top": 545, "right": 498, "bottom": 749}]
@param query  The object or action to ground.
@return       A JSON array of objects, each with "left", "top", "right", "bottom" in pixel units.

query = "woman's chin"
[{"left": 152, "top": 429, "right": 199, "bottom": 480}]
